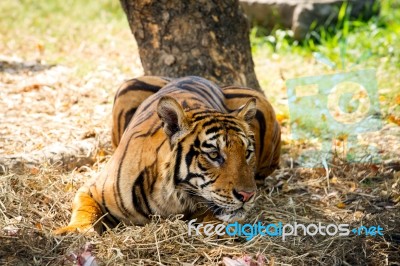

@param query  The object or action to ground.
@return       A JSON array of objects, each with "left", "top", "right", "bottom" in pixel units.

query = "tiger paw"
[{"left": 53, "top": 223, "right": 99, "bottom": 235}]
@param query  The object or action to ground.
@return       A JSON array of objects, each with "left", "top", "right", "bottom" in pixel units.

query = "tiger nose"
[{"left": 233, "top": 190, "right": 255, "bottom": 202}]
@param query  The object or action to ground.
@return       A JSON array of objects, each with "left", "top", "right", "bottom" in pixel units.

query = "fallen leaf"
[
  {"left": 64, "top": 183, "right": 74, "bottom": 192},
  {"left": 4, "top": 225, "right": 19, "bottom": 236},
  {"left": 97, "top": 149, "right": 106, "bottom": 158},
  {"left": 223, "top": 254, "right": 265, "bottom": 266},
  {"left": 29, "top": 166, "right": 40, "bottom": 175},
  {"left": 395, "top": 95, "right": 400, "bottom": 105},
  {"left": 268, "top": 257, "right": 275, "bottom": 266},
  {"left": 36, "top": 43, "right": 45, "bottom": 53},
  {"left": 81, "top": 130, "right": 97, "bottom": 139},
  {"left": 336, "top": 202, "right": 346, "bottom": 209},
  {"left": 21, "top": 84, "right": 42, "bottom": 92},
  {"left": 392, "top": 194, "right": 400, "bottom": 203},
  {"left": 35, "top": 222, "right": 43, "bottom": 231},
  {"left": 353, "top": 211, "right": 364, "bottom": 220},
  {"left": 369, "top": 164, "right": 379, "bottom": 173},
  {"left": 388, "top": 115, "right": 400, "bottom": 126},
  {"left": 76, "top": 242, "right": 98, "bottom": 266},
  {"left": 276, "top": 113, "right": 288, "bottom": 123}
]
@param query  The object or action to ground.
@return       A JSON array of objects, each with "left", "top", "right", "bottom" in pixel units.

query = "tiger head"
[{"left": 158, "top": 96, "right": 257, "bottom": 222}]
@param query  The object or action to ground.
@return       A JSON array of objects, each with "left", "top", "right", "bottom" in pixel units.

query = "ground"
[{"left": 0, "top": 0, "right": 399, "bottom": 265}]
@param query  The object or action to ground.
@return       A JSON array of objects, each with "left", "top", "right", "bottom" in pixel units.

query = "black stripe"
[
  {"left": 173, "top": 143, "right": 183, "bottom": 185},
  {"left": 189, "top": 78, "right": 231, "bottom": 112},
  {"left": 208, "top": 134, "right": 220, "bottom": 141},
  {"left": 182, "top": 97, "right": 206, "bottom": 108},
  {"left": 192, "top": 110, "right": 215, "bottom": 116},
  {"left": 134, "top": 120, "right": 162, "bottom": 138},
  {"left": 101, "top": 180, "right": 112, "bottom": 222},
  {"left": 103, "top": 208, "right": 120, "bottom": 227},
  {"left": 201, "top": 117, "right": 243, "bottom": 129},
  {"left": 131, "top": 110, "right": 154, "bottom": 129},
  {"left": 132, "top": 171, "right": 151, "bottom": 217},
  {"left": 255, "top": 110, "right": 266, "bottom": 161},
  {"left": 201, "top": 142, "right": 217, "bottom": 149},
  {"left": 149, "top": 169, "right": 157, "bottom": 194},
  {"left": 115, "top": 136, "right": 135, "bottom": 217},
  {"left": 225, "top": 125, "right": 246, "bottom": 133},
  {"left": 117, "top": 79, "right": 162, "bottom": 97},
  {"left": 181, "top": 180, "right": 197, "bottom": 189},
  {"left": 200, "top": 179, "right": 216, "bottom": 189},
  {"left": 133, "top": 85, "right": 181, "bottom": 113},
  {"left": 205, "top": 126, "right": 223, "bottom": 135},
  {"left": 204, "top": 124, "right": 244, "bottom": 135},
  {"left": 222, "top": 85, "right": 247, "bottom": 90},
  {"left": 160, "top": 76, "right": 173, "bottom": 83},
  {"left": 182, "top": 100, "right": 189, "bottom": 109},
  {"left": 185, "top": 173, "right": 205, "bottom": 181},
  {"left": 197, "top": 161, "right": 208, "bottom": 172},
  {"left": 115, "top": 110, "right": 124, "bottom": 144},
  {"left": 179, "top": 84, "right": 220, "bottom": 110},
  {"left": 150, "top": 124, "right": 162, "bottom": 136},
  {"left": 185, "top": 144, "right": 199, "bottom": 170},
  {"left": 190, "top": 76, "right": 225, "bottom": 98},
  {"left": 148, "top": 156, "right": 161, "bottom": 195},
  {"left": 138, "top": 172, "right": 152, "bottom": 215},
  {"left": 180, "top": 79, "right": 226, "bottom": 111},
  {"left": 193, "top": 113, "right": 242, "bottom": 123},
  {"left": 201, "top": 119, "right": 218, "bottom": 129},
  {"left": 123, "top": 108, "right": 137, "bottom": 132},
  {"left": 225, "top": 93, "right": 251, "bottom": 99},
  {"left": 193, "top": 137, "right": 201, "bottom": 149},
  {"left": 192, "top": 113, "right": 219, "bottom": 122}
]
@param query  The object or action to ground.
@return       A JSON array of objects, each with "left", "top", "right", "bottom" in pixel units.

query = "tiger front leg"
[
  {"left": 53, "top": 186, "right": 103, "bottom": 235},
  {"left": 189, "top": 210, "right": 237, "bottom": 240}
]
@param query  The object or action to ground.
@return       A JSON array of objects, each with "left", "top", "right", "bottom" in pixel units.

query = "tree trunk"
[{"left": 120, "top": 0, "right": 262, "bottom": 92}]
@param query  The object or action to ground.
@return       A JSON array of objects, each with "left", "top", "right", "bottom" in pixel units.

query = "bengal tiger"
[{"left": 54, "top": 76, "right": 281, "bottom": 234}]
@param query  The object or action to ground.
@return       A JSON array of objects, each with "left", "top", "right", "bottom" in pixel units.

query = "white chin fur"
[{"left": 216, "top": 208, "right": 247, "bottom": 222}]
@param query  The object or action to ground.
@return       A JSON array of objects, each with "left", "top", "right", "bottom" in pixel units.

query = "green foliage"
[
  {"left": 251, "top": 0, "right": 400, "bottom": 120},
  {"left": 250, "top": 0, "right": 400, "bottom": 71}
]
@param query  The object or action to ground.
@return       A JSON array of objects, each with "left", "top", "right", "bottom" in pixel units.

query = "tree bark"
[{"left": 120, "top": 0, "right": 262, "bottom": 92}]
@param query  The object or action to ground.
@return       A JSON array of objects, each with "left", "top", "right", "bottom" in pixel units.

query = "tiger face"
[{"left": 158, "top": 96, "right": 258, "bottom": 222}]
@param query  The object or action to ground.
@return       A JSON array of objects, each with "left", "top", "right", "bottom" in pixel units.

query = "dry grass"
[
  {"left": 1, "top": 1, "right": 400, "bottom": 265},
  {"left": 1, "top": 62, "right": 399, "bottom": 266},
  {"left": 0, "top": 160, "right": 399, "bottom": 265}
]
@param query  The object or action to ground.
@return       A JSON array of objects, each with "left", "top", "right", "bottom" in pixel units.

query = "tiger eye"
[{"left": 209, "top": 151, "right": 219, "bottom": 159}]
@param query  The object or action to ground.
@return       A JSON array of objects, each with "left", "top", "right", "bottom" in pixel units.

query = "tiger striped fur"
[{"left": 54, "top": 76, "right": 281, "bottom": 234}]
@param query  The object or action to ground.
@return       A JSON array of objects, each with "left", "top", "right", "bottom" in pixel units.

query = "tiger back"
[
  {"left": 54, "top": 76, "right": 281, "bottom": 234},
  {"left": 113, "top": 76, "right": 281, "bottom": 180}
]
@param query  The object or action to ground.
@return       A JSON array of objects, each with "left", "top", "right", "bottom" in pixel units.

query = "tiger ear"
[
  {"left": 235, "top": 98, "right": 257, "bottom": 124},
  {"left": 157, "top": 96, "right": 189, "bottom": 139}
]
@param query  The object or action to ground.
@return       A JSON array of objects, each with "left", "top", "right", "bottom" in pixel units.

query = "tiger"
[{"left": 54, "top": 76, "right": 281, "bottom": 234}]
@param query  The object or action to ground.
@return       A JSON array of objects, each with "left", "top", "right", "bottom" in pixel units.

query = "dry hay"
[
  {"left": 0, "top": 162, "right": 399, "bottom": 265},
  {"left": 1, "top": 56, "right": 399, "bottom": 266}
]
